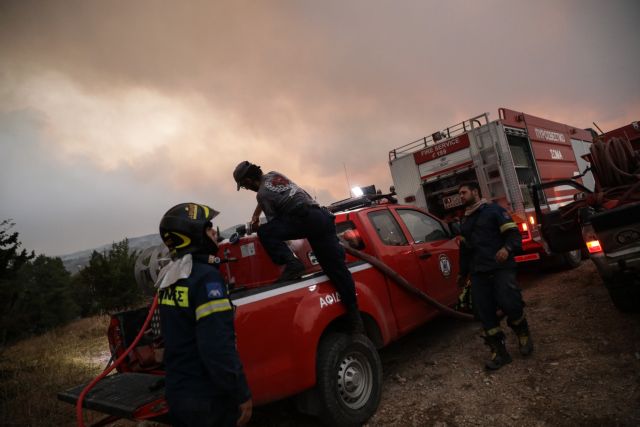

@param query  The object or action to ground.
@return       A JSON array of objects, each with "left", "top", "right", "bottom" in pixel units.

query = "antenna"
[
  {"left": 343, "top": 163, "right": 352, "bottom": 197},
  {"left": 592, "top": 122, "right": 604, "bottom": 135}
]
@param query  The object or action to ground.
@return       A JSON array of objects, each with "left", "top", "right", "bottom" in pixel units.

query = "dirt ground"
[{"left": 250, "top": 261, "right": 640, "bottom": 426}]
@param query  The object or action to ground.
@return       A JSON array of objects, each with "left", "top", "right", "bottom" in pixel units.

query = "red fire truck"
[{"left": 388, "top": 107, "right": 594, "bottom": 268}]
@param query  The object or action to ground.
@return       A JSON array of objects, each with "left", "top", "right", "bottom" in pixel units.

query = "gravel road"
[{"left": 250, "top": 261, "right": 640, "bottom": 426}]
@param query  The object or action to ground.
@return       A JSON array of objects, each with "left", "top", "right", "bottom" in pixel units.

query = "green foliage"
[
  {"left": 75, "top": 239, "right": 141, "bottom": 314},
  {"left": 0, "top": 221, "right": 143, "bottom": 344},
  {"left": 0, "top": 219, "right": 34, "bottom": 280},
  {"left": 1, "top": 220, "right": 81, "bottom": 344},
  {"left": 0, "top": 220, "right": 35, "bottom": 344},
  {"left": 11, "top": 256, "right": 80, "bottom": 335}
]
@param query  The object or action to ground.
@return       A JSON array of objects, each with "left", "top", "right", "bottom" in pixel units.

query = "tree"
[
  {"left": 75, "top": 239, "right": 141, "bottom": 314},
  {"left": 0, "top": 220, "right": 35, "bottom": 344},
  {"left": 9, "top": 255, "right": 79, "bottom": 336}
]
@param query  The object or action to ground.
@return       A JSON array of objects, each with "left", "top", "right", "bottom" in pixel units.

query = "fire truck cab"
[{"left": 388, "top": 107, "right": 594, "bottom": 267}]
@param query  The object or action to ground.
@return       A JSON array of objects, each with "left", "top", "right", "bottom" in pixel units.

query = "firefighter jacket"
[
  {"left": 257, "top": 171, "right": 318, "bottom": 221},
  {"left": 158, "top": 257, "right": 251, "bottom": 405},
  {"left": 459, "top": 202, "right": 522, "bottom": 276}
]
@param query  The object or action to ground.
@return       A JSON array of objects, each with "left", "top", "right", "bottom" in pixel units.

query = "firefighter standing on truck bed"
[
  {"left": 233, "top": 160, "right": 365, "bottom": 334},
  {"left": 456, "top": 181, "right": 534, "bottom": 370},
  {"left": 157, "top": 203, "right": 252, "bottom": 426}
]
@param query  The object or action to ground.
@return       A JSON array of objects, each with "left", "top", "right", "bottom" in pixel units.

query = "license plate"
[{"left": 443, "top": 194, "right": 463, "bottom": 209}]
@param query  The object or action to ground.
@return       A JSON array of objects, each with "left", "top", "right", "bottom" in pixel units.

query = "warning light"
[
  {"left": 529, "top": 215, "right": 536, "bottom": 225},
  {"left": 520, "top": 222, "right": 528, "bottom": 232},
  {"left": 586, "top": 240, "right": 603, "bottom": 254}
]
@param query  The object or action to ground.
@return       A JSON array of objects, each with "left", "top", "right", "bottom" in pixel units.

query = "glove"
[{"left": 456, "top": 274, "right": 469, "bottom": 289}]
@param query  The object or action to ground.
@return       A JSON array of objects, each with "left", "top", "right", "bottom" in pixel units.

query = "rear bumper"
[
  {"left": 515, "top": 240, "right": 545, "bottom": 263},
  {"left": 590, "top": 248, "right": 640, "bottom": 283}
]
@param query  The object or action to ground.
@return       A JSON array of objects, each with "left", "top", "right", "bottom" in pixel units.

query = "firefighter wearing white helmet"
[
  {"left": 233, "top": 161, "right": 365, "bottom": 334},
  {"left": 158, "top": 203, "right": 252, "bottom": 427}
]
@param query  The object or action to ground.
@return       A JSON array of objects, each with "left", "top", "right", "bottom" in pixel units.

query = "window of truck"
[
  {"left": 396, "top": 209, "right": 448, "bottom": 243},
  {"left": 368, "top": 210, "right": 408, "bottom": 246}
]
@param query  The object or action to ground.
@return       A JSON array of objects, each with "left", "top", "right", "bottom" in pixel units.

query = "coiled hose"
[
  {"left": 560, "top": 136, "right": 640, "bottom": 218},
  {"left": 76, "top": 294, "right": 159, "bottom": 427}
]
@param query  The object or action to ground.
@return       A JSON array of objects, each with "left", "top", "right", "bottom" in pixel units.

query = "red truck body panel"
[
  {"left": 499, "top": 108, "right": 593, "bottom": 204},
  {"left": 597, "top": 121, "right": 640, "bottom": 149}
]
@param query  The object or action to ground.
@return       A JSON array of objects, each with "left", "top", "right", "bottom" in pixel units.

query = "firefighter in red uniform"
[
  {"left": 158, "top": 203, "right": 252, "bottom": 426},
  {"left": 456, "top": 181, "right": 534, "bottom": 370}
]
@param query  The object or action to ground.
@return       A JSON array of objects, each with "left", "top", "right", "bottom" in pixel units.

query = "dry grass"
[{"left": 0, "top": 315, "right": 130, "bottom": 427}]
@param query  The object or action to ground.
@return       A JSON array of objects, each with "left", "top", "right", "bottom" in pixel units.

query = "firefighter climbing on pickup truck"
[
  {"left": 157, "top": 203, "right": 252, "bottom": 426},
  {"left": 233, "top": 160, "right": 365, "bottom": 333},
  {"left": 456, "top": 181, "right": 534, "bottom": 370}
]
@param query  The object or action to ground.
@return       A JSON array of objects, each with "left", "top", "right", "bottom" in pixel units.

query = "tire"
[
  {"left": 315, "top": 332, "right": 382, "bottom": 427},
  {"left": 561, "top": 249, "right": 582, "bottom": 269}
]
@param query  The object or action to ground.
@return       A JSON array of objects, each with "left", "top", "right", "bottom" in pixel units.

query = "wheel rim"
[{"left": 336, "top": 351, "right": 373, "bottom": 410}]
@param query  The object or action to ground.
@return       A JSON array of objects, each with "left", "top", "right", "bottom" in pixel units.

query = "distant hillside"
[
  {"left": 59, "top": 224, "right": 242, "bottom": 274},
  {"left": 59, "top": 234, "right": 162, "bottom": 274}
]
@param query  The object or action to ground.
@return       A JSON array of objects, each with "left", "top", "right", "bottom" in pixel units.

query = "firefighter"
[
  {"left": 157, "top": 203, "right": 252, "bottom": 426},
  {"left": 233, "top": 161, "right": 365, "bottom": 333},
  {"left": 456, "top": 181, "right": 534, "bottom": 370}
]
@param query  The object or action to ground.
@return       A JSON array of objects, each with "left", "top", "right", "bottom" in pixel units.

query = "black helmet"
[
  {"left": 233, "top": 161, "right": 261, "bottom": 190},
  {"left": 159, "top": 203, "right": 220, "bottom": 258}
]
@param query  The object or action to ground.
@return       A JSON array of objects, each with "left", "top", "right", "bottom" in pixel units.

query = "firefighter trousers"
[
  {"left": 258, "top": 205, "right": 358, "bottom": 310},
  {"left": 471, "top": 268, "right": 524, "bottom": 331}
]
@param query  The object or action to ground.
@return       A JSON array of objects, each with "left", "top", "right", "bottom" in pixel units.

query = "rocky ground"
[{"left": 250, "top": 261, "right": 640, "bottom": 426}]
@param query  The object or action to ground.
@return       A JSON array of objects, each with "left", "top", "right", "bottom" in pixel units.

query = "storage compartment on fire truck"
[
  {"left": 505, "top": 132, "right": 540, "bottom": 209},
  {"left": 219, "top": 234, "right": 322, "bottom": 289},
  {"left": 422, "top": 168, "right": 477, "bottom": 220}
]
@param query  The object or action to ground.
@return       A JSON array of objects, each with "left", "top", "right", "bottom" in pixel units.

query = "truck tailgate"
[{"left": 57, "top": 372, "right": 167, "bottom": 420}]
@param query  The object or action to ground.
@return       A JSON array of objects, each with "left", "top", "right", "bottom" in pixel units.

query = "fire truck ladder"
[{"left": 469, "top": 118, "right": 525, "bottom": 216}]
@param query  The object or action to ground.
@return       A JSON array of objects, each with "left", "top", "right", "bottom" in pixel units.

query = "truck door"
[
  {"left": 393, "top": 209, "right": 460, "bottom": 306},
  {"left": 366, "top": 209, "right": 437, "bottom": 333}
]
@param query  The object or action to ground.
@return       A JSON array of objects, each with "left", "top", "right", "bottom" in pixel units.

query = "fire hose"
[
  {"left": 75, "top": 294, "right": 159, "bottom": 427},
  {"left": 560, "top": 137, "right": 640, "bottom": 219},
  {"left": 340, "top": 242, "right": 474, "bottom": 321}
]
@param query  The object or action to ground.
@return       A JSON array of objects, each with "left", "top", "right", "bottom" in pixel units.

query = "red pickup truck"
[{"left": 59, "top": 196, "right": 462, "bottom": 426}]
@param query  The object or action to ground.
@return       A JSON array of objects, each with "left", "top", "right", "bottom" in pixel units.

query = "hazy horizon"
[{"left": 1, "top": 0, "right": 638, "bottom": 256}]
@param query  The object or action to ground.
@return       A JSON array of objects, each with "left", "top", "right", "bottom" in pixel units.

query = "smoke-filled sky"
[{"left": 1, "top": 0, "right": 638, "bottom": 256}]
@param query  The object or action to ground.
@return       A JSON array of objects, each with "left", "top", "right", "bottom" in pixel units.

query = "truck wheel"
[
  {"left": 562, "top": 249, "right": 582, "bottom": 269},
  {"left": 315, "top": 332, "right": 382, "bottom": 427}
]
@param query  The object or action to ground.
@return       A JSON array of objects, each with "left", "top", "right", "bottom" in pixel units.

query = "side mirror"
[{"left": 340, "top": 229, "right": 365, "bottom": 250}]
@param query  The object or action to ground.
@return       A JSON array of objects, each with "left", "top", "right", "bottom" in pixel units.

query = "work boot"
[
  {"left": 508, "top": 317, "right": 534, "bottom": 356},
  {"left": 482, "top": 330, "right": 512, "bottom": 370},
  {"left": 276, "top": 257, "right": 305, "bottom": 282},
  {"left": 345, "top": 308, "right": 365, "bottom": 335}
]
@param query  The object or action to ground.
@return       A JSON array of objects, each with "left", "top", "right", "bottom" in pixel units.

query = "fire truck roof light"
[
  {"left": 351, "top": 186, "right": 364, "bottom": 197},
  {"left": 586, "top": 240, "right": 603, "bottom": 254}
]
